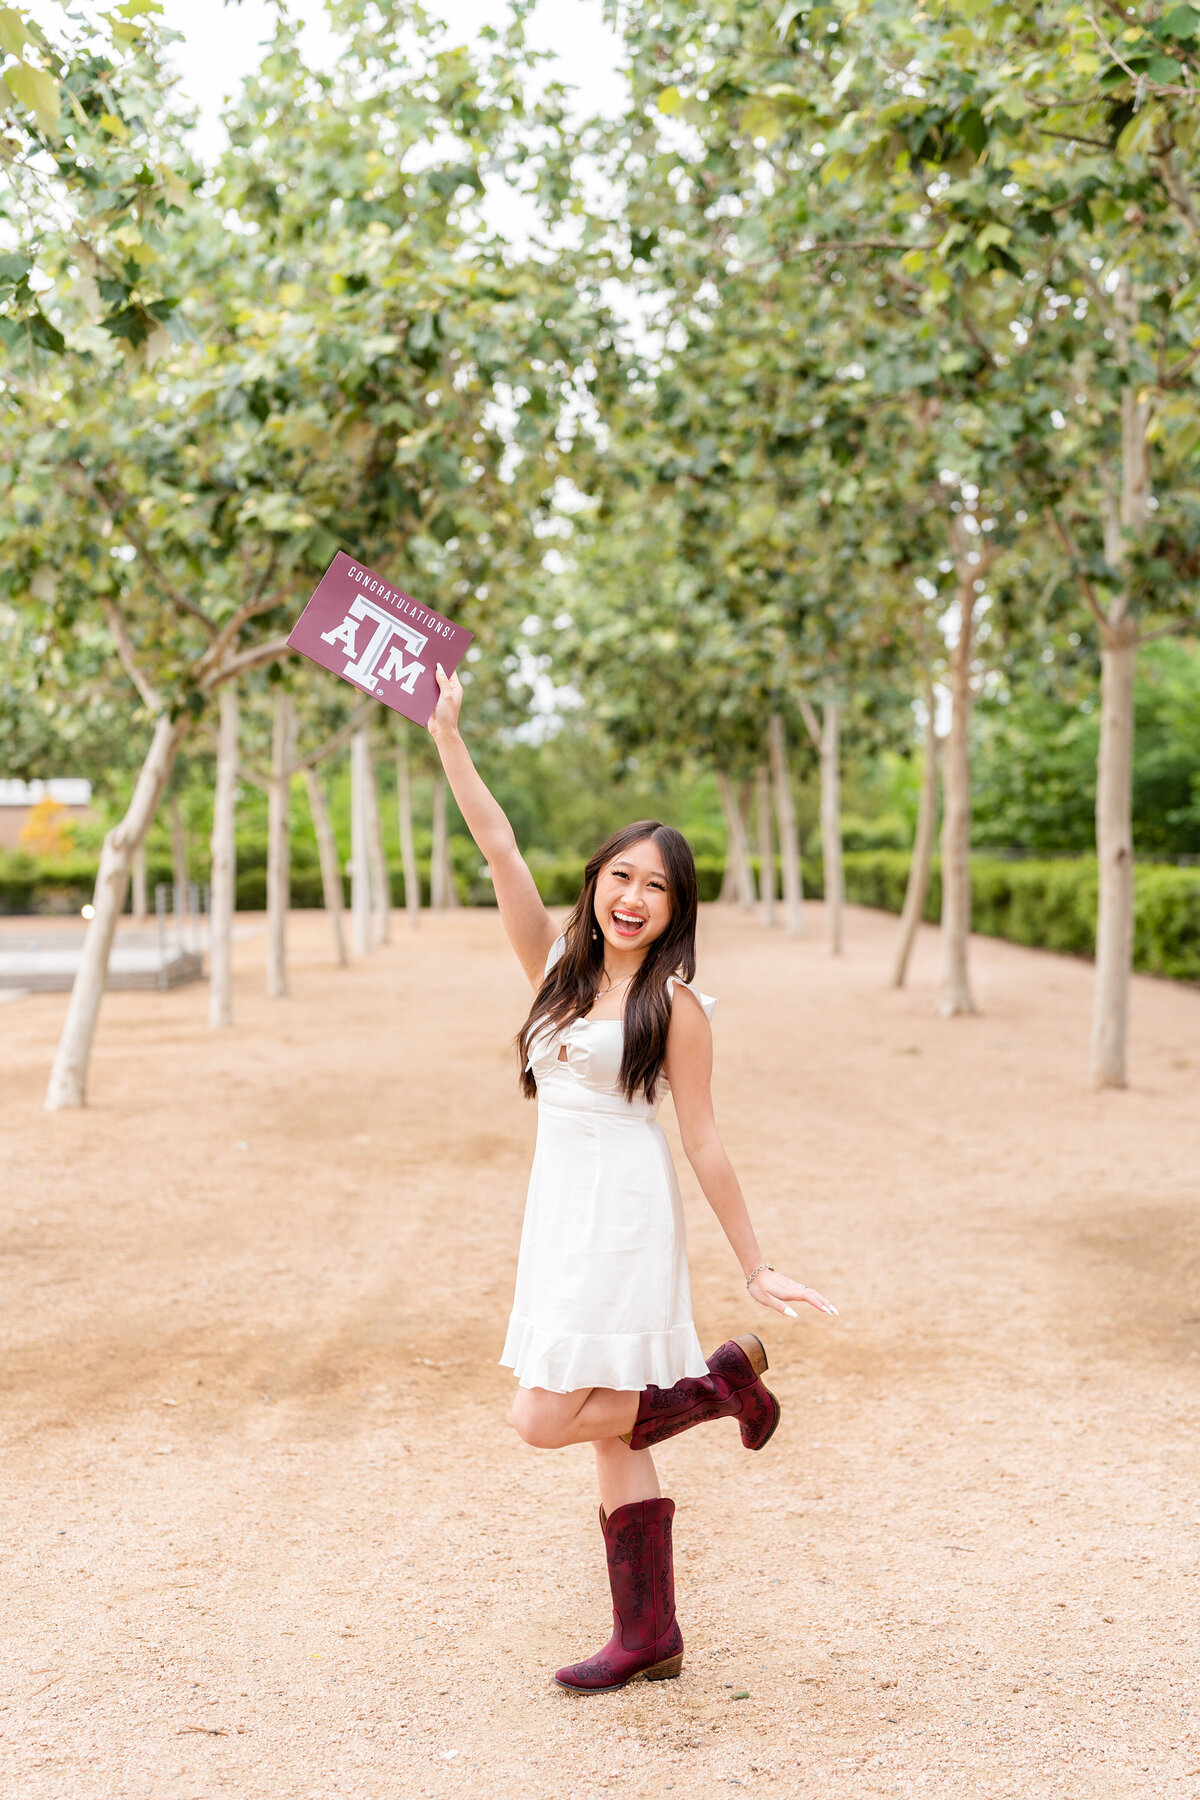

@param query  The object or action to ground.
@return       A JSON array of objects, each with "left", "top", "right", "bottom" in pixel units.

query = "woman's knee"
[{"left": 510, "top": 1389, "right": 569, "bottom": 1449}]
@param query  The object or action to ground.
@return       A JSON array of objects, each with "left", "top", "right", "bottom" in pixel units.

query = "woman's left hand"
[{"left": 748, "top": 1268, "right": 839, "bottom": 1319}]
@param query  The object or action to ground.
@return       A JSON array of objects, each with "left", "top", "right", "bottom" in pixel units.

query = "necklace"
[{"left": 597, "top": 971, "right": 634, "bottom": 998}]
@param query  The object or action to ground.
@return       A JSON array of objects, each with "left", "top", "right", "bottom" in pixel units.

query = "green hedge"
[
  {"left": 842, "top": 851, "right": 1200, "bottom": 984},
  {"left": 4, "top": 842, "right": 1196, "bottom": 983}
]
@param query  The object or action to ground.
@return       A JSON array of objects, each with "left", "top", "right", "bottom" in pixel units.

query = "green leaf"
[
  {"left": 0, "top": 252, "right": 32, "bottom": 289},
  {"left": 0, "top": 6, "right": 29, "bottom": 58},
  {"left": 4, "top": 59, "right": 60, "bottom": 134},
  {"left": 28, "top": 309, "right": 65, "bottom": 355},
  {"left": 1159, "top": 5, "right": 1200, "bottom": 41},
  {"left": 657, "top": 86, "right": 683, "bottom": 116},
  {"left": 957, "top": 107, "right": 987, "bottom": 157}
]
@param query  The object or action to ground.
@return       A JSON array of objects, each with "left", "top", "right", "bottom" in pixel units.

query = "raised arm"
[
  {"left": 427, "top": 662, "right": 557, "bottom": 986},
  {"left": 663, "top": 987, "right": 838, "bottom": 1321}
]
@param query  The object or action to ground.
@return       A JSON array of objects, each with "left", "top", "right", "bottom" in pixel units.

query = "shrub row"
[
  {"left": 841, "top": 850, "right": 1200, "bottom": 984},
  {"left": 3, "top": 845, "right": 1196, "bottom": 983}
]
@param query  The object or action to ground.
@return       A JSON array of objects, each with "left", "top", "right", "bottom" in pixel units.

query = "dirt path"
[{"left": 2, "top": 903, "right": 1198, "bottom": 1800}]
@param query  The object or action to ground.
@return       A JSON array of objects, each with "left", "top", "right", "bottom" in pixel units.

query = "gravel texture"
[{"left": 2, "top": 902, "right": 1198, "bottom": 1800}]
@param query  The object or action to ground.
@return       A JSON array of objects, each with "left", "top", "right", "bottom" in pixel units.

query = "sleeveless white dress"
[{"left": 500, "top": 935, "right": 715, "bottom": 1393}]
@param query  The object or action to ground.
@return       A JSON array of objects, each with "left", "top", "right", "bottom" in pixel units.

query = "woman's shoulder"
[{"left": 666, "top": 973, "right": 716, "bottom": 1023}]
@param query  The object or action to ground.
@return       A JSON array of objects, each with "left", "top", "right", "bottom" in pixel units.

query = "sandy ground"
[{"left": 1, "top": 901, "right": 1198, "bottom": 1800}]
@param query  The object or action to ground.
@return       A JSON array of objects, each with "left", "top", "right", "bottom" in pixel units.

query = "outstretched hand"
[
  {"left": 748, "top": 1267, "right": 839, "bottom": 1320},
  {"left": 426, "top": 662, "right": 463, "bottom": 740}
]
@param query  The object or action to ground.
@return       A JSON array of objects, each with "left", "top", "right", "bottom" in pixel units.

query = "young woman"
[{"left": 428, "top": 664, "right": 838, "bottom": 1693}]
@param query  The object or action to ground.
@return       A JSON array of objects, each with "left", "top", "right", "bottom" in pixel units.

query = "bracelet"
[{"left": 745, "top": 1261, "right": 773, "bottom": 1288}]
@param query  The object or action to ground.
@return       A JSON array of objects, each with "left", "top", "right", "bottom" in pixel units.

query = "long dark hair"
[{"left": 517, "top": 821, "right": 700, "bottom": 1104}]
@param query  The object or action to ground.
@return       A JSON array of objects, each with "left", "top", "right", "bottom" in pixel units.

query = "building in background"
[{"left": 0, "top": 780, "right": 94, "bottom": 852}]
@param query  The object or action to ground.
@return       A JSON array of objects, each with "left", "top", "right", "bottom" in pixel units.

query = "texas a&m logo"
[
  {"left": 287, "top": 551, "right": 473, "bottom": 726},
  {"left": 319, "top": 593, "right": 428, "bottom": 695}
]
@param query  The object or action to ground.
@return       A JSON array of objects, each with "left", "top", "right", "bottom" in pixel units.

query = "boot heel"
[
  {"left": 646, "top": 1653, "right": 684, "bottom": 1681},
  {"left": 735, "top": 1333, "right": 768, "bottom": 1377}
]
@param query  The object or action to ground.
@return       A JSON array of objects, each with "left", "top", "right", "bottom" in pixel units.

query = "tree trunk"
[
  {"left": 208, "top": 682, "right": 238, "bottom": 1027},
  {"left": 1092, "top": 624, "right": 1137, "bottom": 1087},
  {"left": 170, "top": 791, "right": 190, "bottom": 936},
  {"left": 736, "top": 780, "right": 758, "bottom": 908},
  {"left": 716, "top": 772, "right": 740, "bottom": 904},
  {"left": 892, "top": 683, "right": 940, "bottom": 989},
  {"left": 350, "top": 725, "right": 373, "bottom": 954},
  {"left": 395, "top": 746, "right": 421, "bottom": 926},
  {"left": 755, "top": 762, "right": 775, "bottom": 926},
  {"left": 431, "top": 775, "right": 450, "bottom": 909},
  {"left": 799, "top": 698, "right": 844, "bottom": 955},
  {"left": 266, "top": 689, "right": 293, "bottom": 999},
  {"left": 820, "top": 702, "right": 844, "bottom": 957},
  {"left": 131, "top": 843, "right": 147, "bottom": 923},
  {"left": 1088, "top": 271, "right": 1150, "bottom": 1086},
  {"left": 303, "top": 764, "right": 347, "bottom": 968},
  {"left": 439, "top": 776, "right": 460, "bottom": 908},
  {"left": 364, "top": 749, "right": 390, "bottom": 943},
  {"left": 716, "top": 771, "right": 757, "bottom": 908},
  {"left": 768, "top": 713, "right": 803, "bottom": 936},
  {"left": 937, "top": 573, "right": 977, "bottom": 1017},
  {"left": 45, "top": 713, "right": 190, "bottom": 1109}
]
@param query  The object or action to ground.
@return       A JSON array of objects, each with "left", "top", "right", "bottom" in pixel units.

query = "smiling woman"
[{"left": 426, "top": 661, "right": 838, "bottom": 1694}]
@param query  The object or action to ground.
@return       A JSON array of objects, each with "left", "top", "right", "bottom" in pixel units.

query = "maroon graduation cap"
[{"left": 287, "top": 551, "right": 474, "bottom": 725}]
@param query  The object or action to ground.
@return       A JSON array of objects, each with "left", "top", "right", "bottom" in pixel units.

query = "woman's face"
[{"left": 593, "top": 837, "right": 673, "bottom": 958}]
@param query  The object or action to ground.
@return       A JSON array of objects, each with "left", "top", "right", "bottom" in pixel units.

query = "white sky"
[{"left": 158, "top": 0, "right": 627, "bottom": 163}]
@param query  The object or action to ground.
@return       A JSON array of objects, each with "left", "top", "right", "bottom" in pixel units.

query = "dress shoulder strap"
[
  {"left": 543, "top": 933, "right": 567, "bottom": 978},
  {"left": 666, "top": 974, "right": 717, "bottom": 1022}
]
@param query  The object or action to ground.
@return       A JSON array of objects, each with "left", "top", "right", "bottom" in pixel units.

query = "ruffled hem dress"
[{"left": 500, "top": 935, "right": 715, "bottom": 1393}]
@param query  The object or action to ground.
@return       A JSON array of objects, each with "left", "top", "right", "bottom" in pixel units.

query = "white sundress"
[{"left": 500, "top": 935, "right": 716, "bottom": 1393}]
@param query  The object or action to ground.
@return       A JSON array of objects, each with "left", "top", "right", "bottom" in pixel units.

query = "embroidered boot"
[
  {"left": 554, "top": 1497, "right": 684, "bottom": 1692},
  {"left": 620, "top": 1333, "right": 780, "bottom": 1453}
]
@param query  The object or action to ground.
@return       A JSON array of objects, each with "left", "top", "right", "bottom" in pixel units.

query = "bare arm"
[
  {"left": 427, "top": 663, "right": 557, "bottom": 986},
  {"left": 663, "top": 987, "right": 838, "bottom": 1320}
]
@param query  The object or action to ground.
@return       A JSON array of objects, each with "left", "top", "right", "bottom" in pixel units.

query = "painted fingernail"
[
  {"left": 783, "top": 1306, "right": 798, "bottom": 1318},
  {"left": 828, "top": 1306, "right": 840, "bottom": 1316}
]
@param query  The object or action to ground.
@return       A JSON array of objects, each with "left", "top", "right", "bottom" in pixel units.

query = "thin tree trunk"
[
  {"left": 1092, "top": 625, "right": 1137, "bottom": 1085},
  {"left": 768, "top": 713, "right": 803, "bottom": 936},
  {"left": 716, "top": 772, "right": 741, "bottom": 904},
  {"left": 716, "top": 771, "right": 757, "bottom": 908},
  {"left": 45, "top": 714, "right": 190, "bottom": 1110},
  {"left": 937, "top": 571, "right": 977, "bottom": 1016},
  {"left": 755, "top": 762, "right": 775, "bottom": 926},
  {"left": 799, "top": 698, "right": 844, "bottom": 956},
  {"left": 351, "top": 725, "right": 373, "bottom": 954},
  {"left": 209, "top": 682, "right": 238, "bottom": 1026},
  {"left": 266, "top": 689, "right": 293, "bottom": 999},
  {"left": 892, "top": 683, "right": 941, "bottom": 989},
  {"left": 820, "top": 702, "right": 844, "bottom": 956},
  {"left": 430, "top": 775, "right": 446, "bottom": 909},
  {"left": 1089, "top": 272, "right": 1149, "bottom": 1086},
  {"left": 170, "top": 792, "right": 190, "bottom": 933},
  {"left": 437, "top": 776, "right": 460, "bottom": 908},
  {"left": 736, "top": 780, "right": 758, "bottom": 908},
  {"left": 131, "top": 843, "right": 147, "bottom": 923},
  {"left": 364, "top": 749, "right": 390, "bottom": 943},
  {"left": 395, "top": 746, "right": 421, "bottom": 926},
  {"left": 303, "top": 765, "right": 347, "bottom": 968}
]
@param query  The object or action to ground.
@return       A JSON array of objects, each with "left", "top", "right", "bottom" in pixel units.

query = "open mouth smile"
[{"left": 610, "top": 909, "right": 646, "bottom": 937}]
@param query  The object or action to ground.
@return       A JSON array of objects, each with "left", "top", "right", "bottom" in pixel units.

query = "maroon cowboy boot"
[
  {"left": 554, "top": 1497, "right": 684, "bottom": 1692},
  {"left": 620, "top": 1333, "right": 780, "bottom": 1453}
]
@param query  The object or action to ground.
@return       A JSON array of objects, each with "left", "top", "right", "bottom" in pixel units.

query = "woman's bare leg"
[
  {"left": 593, "top": 1436, "right": 661, "bottom": 1513},
  {"left": 510, "top": 1385, "right": 638, "bottom": 1450}
]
